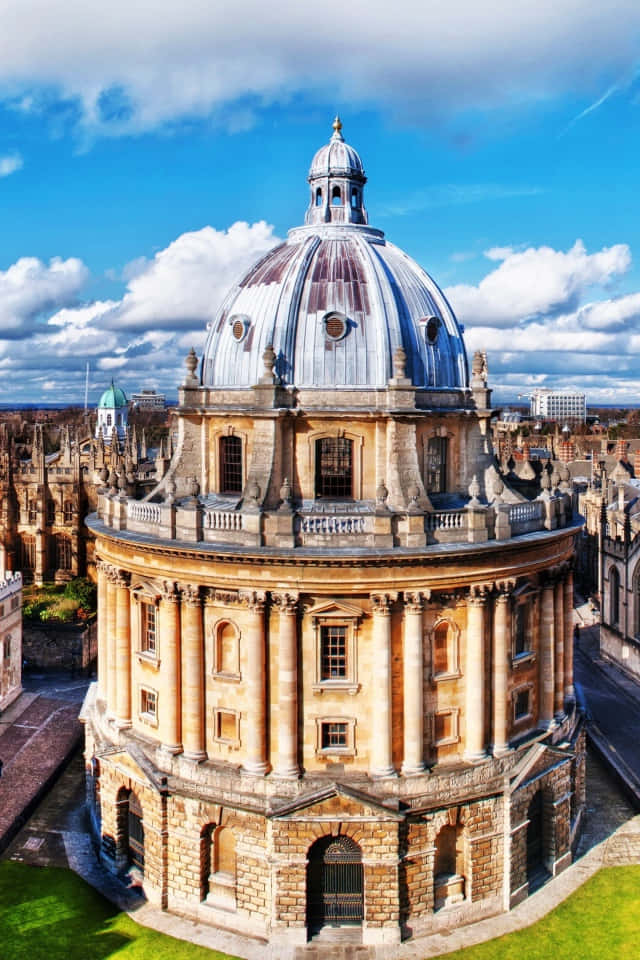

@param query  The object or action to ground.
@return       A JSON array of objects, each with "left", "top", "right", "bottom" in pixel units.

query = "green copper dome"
[{"left": 98, "top": 381, "right": 128, "bottom": 409}]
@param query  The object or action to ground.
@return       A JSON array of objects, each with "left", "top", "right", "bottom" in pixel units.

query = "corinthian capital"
[{"left": 271, "top": 591, "right": 299, "bottom": 615}]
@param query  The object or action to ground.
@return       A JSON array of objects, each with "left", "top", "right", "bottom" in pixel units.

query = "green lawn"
[
  {"left": 1, "top": 861, "right": 639, "bottom": 959},
  {"left": 440, "top": 865, "right": 640, "bottom": 960},
  {"left": 0, "top": 862, "right": 239, "bottom": 960}
]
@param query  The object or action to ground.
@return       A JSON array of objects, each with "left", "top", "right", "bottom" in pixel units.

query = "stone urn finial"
[
  {"left": 493, "top": 475, "right": 504, "bottom": 503},
  {"left": 261, "top": 344, "right": 276, "bottom": 384},
  {"left": 407, "top": 481, "right": 421, "bottom": 513},
  {"left": 165, "top": 477, "right": 176, "bottom": 503},
  {"left": 188, "top": 476, "right": 200, "bottom": 498},
  {"left": 184, "top": 347, "right": 199, "bottom": 386},
  {"left": 468, "top": 475, "right": 481, "bottom": 506},
  {"left": 540, "top": 467, "right": 551, "bottom": 492},
  {"left": 279, "top": 477, "right": 292, "bottom": 511},
  {"left": 393, "top": 346, "right": 407, "bottom": 380},
  {"left": 376, "top": 479, "right": 389, "bottom": 507}
]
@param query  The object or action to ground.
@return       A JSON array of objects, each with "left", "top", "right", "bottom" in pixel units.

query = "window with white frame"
[
  {"left": 310, "top": 601, "right": 362, "bottom": 694},
  {"left": 140, "top": 687, "right": 157, "bottom": 722},
  {"left": 141, "top": 602, "right": 157, "bottom": 656},
  {"left": 316, "top": 716, "right": 356, "bottom": 756}
]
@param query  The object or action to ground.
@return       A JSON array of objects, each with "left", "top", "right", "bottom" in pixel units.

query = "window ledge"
[
  {"left": 138, "top": 711, "right": 158, "bottom": 728},
  {"left": 511, "top": 652, "right": 536, "bottom": 667},
  {"left": 514, "top": 711, "right": 534, "bottom": 725},
  {"left": 431, "top": 671, "right": 462, "bottom": 683},
  {"left": 137, "top": 651, "right": 160, "bottom": 669},
  {"left": 213, "top": 736, "right": 241, "bottom": 748},
  {"left": 433, "top": 736, "right": 460, "bottom": 748},
  {"left": 317, "top": 747, "right": 356, "bottom": 758},
  {"left": 213, "top": 671, "right": 241, "bottom": 684},
  {"left": 312, "top": 682, "right": 360, "bottom": 696}
]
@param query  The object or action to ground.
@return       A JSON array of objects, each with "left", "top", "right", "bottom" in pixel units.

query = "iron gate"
[
  {"left": 307, "top": 835, "right": 363, "bottom": 926},
  {"left": 128, "top": 792, "right": 145, "bottom": 870},
  {"left": 526, "top": 790, "right": 544, "bottom": 877}
]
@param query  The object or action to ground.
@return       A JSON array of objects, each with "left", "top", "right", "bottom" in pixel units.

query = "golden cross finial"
[{"left": 332, "top": 115, "right": 343, "bottom": 135}]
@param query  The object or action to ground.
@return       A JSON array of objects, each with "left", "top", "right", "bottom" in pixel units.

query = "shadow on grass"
[{"left": 0, "top": 862, "right": 133, "bottom": 960}]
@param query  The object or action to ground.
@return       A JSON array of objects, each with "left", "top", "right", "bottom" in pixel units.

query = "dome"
[
  {"left": 98, "top": 381, "right": 128, "bottom": 408},
  {"left": 201, "top": 122, "right": 468, "bottom": 392},
  {"left": 308, "top": 116, "right": 366, "bottom": 180}
]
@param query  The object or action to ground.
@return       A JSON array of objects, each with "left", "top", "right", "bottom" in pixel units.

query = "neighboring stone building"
[
  {"left": 0, "top": 418, "right": 169, "bottom": 584},
  {"left": 0, "top": 572, "right": 22, "bottom": 712},
  {"left": 81, "top": 121, "right": 584, "bottom": 954}
]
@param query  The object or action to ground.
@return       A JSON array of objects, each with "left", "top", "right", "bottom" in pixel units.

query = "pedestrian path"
[{"left": 0, "top": 691, "right": 83, "bottom": 854}]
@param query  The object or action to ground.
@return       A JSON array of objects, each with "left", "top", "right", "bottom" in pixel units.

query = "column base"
[
  {"left": 160, "top": 743, "right": 183, "bottom": 756},
  {"left": 463, "top": 750, "right": 487, "bottom": 763},
  {"left": 183, "top": 750, "right": 207, "bottom": 763},
  {"left": 401, "top": 762, "right": 425, "bottom": 776},
  {"left": 242, "top": 761, "right": 271, "bottom": 776},
  {"left": 370, "top": 766, "right": 397, "bottom": 779},
  {"left": 272, "top": 766, "right": 300, "bottom": 779},
  {"left": 491, "top": 743, "right": 510, "bottom": 758}
]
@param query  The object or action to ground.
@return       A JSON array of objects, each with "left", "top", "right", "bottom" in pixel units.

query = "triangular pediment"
[
  {"left": 510, "top": 741, "right": 570, "bottom": 793},
  {"left": 97, "top": 743, "right": 164, "bottom": 792},
  {"left": 306, "top": 599, "right": 364, "bottom": 620},
  {"left": 269, "top": 782, "right": 403, "bottom": 820}
]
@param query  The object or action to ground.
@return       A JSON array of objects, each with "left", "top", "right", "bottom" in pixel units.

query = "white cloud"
[
  {"left": 0, "top": 153, "right": 22, "bottom": 177},
  {"left": 1, "top": 1, "right": 640, "bottom": 133},
  {"left": 0, "top": 255, "right": 89, "bottom": 337},
  {"left": 446, "top": 240, "right": 631, "bottom": 327}
]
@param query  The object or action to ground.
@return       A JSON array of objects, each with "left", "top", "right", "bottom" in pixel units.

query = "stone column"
[
  {"left": 402, "top": 592, "right": 425, "bottom": 775},
  {"left": 273, "top": 592, "right": 299, "bottom": 778},
  {"left": 159, "top": 581, "right": 182, "bottom": 753},
  {"left": 241, "top": 590, "right": 269, "bottom": 775},
  {"left": 105, "top": 566, "right": 118, "bottom": 716},
  {"left": 181, "top": 584, "right": 207, "bottom": 761},
  {"left": 371, "top": 593, "right": 397, "bottom": 777},
  {"left": 564, "top": 571, "right": 575, "bottom": 704},
  {"left": 554, "top": 579, "right": 565, "bottom": 720},
  {"left": 114, "top": 570, "right": 132, "bottom": 727},
  {"left": 96, "top": 559, "right": 108, "bottom": 702},
  {"left": 539, "top": 581, "right": 555, "bottom": 728},
  {"left": 492, "top": 587, "right": 511, "bottom": 756},
  {"left": 465, "top": 588, "right": 487, "bottom": 761}
]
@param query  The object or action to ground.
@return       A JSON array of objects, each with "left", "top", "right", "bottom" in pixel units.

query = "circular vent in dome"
[
  {"left": 324, "top": 312, "right": 348, "bottom": 341},
  {"left": 425, "top": 316, "right": 440, "bottom": 344},
  {"left": 230, "top": 315, "right": 249, "bottom": 342}
]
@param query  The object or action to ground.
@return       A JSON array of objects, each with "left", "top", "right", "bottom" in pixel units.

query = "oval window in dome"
[
  {"left": 425, "top": 316, "right": 440, "bottom": 344},
  {"left": 229, "top": 315, "right": 250, "bottom": 342},
  {"left": 324, "top": 312, "right": 348, "bottom": 341}
]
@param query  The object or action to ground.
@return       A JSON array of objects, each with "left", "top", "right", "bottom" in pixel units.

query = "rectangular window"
[
  {"left": 321, "top": 721, "right": 348, "bottom": 750},
  {"left": 63, "top": 502, "right": 73, "bottom": 524},
  {"left": 0, "top": 605, "right": 4, "bottom": 618},
  {"left": 28, "top": 501, "right": 37, "bottom": 524},
  {"left": 56, "top": 536, "right": 72, "bottom": 571},
  {"left": 320, "top": 625, "right": 347, "bottom": 680},
  {"left": 514, "top": 602, "right": 531, "bottom": 657},
  {"left": 140, "top": 688, "right": 157, "bottom": 718},
  {"left": 3, "top": 637, "right": 10, "bottom": 660},
  {"left": 315, "top": 437, "right": 353, "bottom": 499},
  {"left": 46, "top": 500, "right": 55, "bottom": 525},
  {"left": 10, "top": 597, "right": 19, "bottom": 611},
  {"left": 141, "top": 603, "right": 156, "bottom": 655},
  {"left": 213, "top": 708, "right": 240, "bottom": 745},
  {"left": 514, "top": 689, "right": 530, "bottom": 720},
  {"left": 432, "top": 709, "right": 460, "bottom": 747},
  {"left": 426, "top": 436, "right": 448, "bottom": 494},
  {"left": 220, "top": 435, "right": 243, "bottom": 494}
]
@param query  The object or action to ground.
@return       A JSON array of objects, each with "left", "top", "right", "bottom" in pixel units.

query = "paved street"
[{"left": 573, "top": 613, "right": 640, "bottom": 802}]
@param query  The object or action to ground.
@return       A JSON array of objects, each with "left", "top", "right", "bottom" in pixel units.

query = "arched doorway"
[
  {"left": 307, "top": 835, "right": 363, "bottom": 931},
  {"left": 526, "top": 791, "right": 545, "bottom": 887}
]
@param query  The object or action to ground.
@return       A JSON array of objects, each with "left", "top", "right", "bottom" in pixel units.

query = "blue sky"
[{"left": 2, "top": 0, "right": 640, "bottom": 404}]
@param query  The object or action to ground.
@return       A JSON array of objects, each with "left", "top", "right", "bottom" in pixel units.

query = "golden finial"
[{"left": 332, "top": 115, "right": 343, "bottom": 135}]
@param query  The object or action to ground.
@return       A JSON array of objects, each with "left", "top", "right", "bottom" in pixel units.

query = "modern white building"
[
  {"left": 530, "top": 389, "right": 586, "bottom": 423},
  {"left": 130, "top": 389, "right": 166, "bottom": 410}
]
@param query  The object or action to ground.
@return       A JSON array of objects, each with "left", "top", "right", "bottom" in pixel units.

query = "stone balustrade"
[{"left": 96, "top": 489, "right": 574, "bottom": 550}]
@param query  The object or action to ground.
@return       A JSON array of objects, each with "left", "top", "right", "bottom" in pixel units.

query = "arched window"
[
  {"left": 331, "top": 185, "right": 342, "bottom": 206},
  {"left": 610, "top": 566, "right": 620, "bottom": 626},
  {"left": 427, "top": 436, "right": 448, "bottom": 493},
  {"left": 315, "top": 187, "right": 323, "bottom": 206},
  {"left": 219, "top": 435, "right": 243, "bottom": 494},
  {"left": 106, "top": 413, "right": 112, "bottom": 427},
  {"left": 202, "top": 825, "right": 237, "bottom": 906},
  {"left": 434, "top": 824, "right": 465, "bottom": 909},
  {"left": 214, "top": 620, "right": 240, "bottom": 677},
  {"left": 432, "top": 620, "right": 458, "bottom": 677},
  {"left": 315, "top": 437, "right": 353, "bottom": 499},
  {"left": 351, "top": 187, "right": 359, "bottom": 208},
  {"left": 55, "top": 535, "right": 72, "bottom": 571}
]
